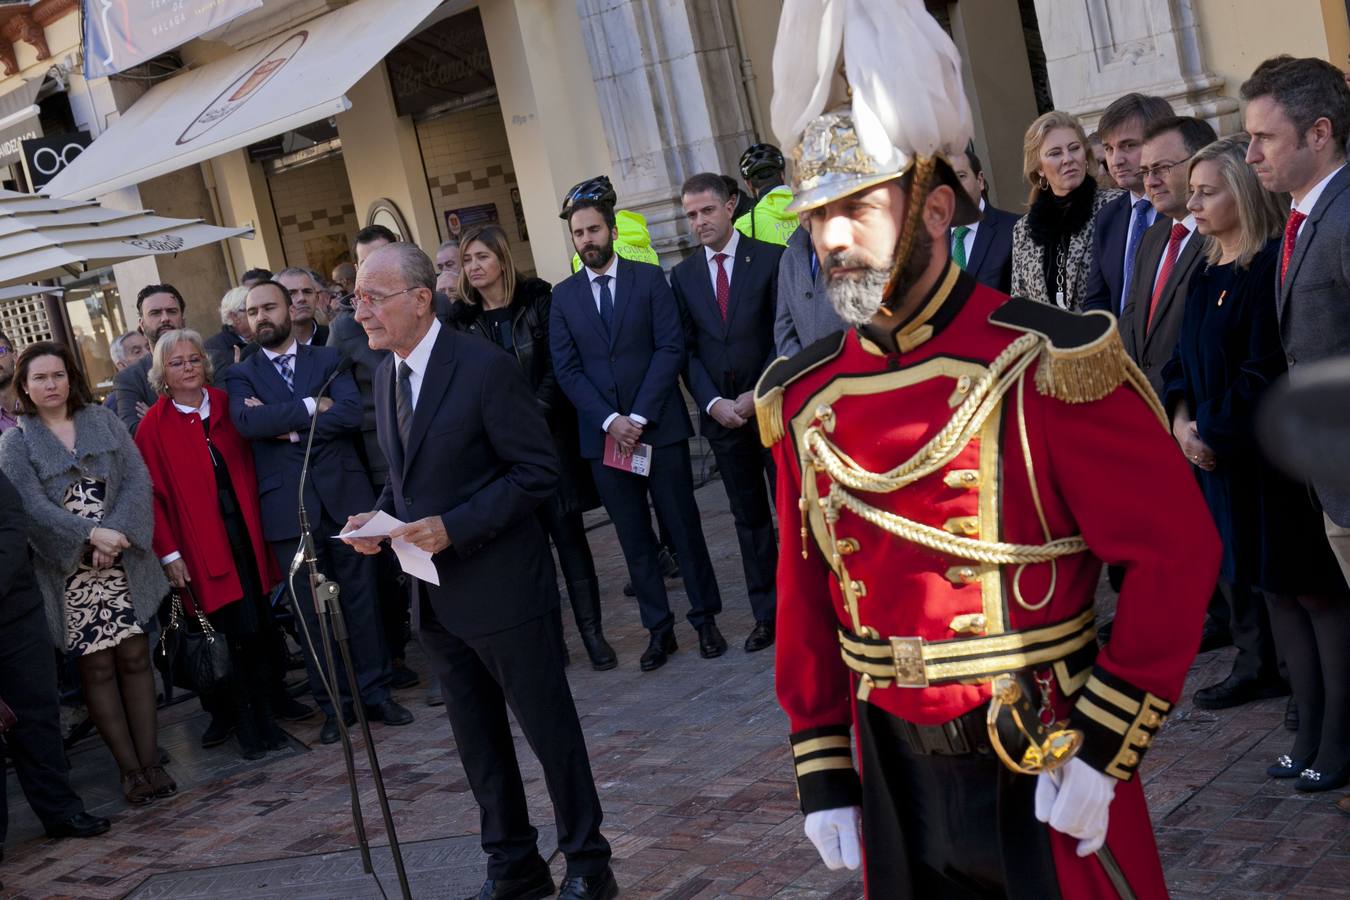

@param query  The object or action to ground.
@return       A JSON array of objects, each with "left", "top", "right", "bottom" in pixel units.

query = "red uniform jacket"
[
  {"left": 758, "top": 267, "right": 1221, "bottom": 899},
  {"left": 134, "top": 388, "right": 279, "bottom": 614}
]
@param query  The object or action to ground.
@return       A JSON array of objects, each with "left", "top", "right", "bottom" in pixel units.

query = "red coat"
[
  {"left": 760, "top": 270, "right": 1222, "bottom": 899},
  {"left": 134, "top": 387, "right": 279, "bottom": 614}
]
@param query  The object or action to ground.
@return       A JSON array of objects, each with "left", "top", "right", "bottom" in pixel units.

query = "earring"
[{"left": 1038, "top": 174, "right": 1050, "bottom": 190}]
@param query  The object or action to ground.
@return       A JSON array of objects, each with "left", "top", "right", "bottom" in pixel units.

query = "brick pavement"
[{"left": 3, "top": 469, "right": 1348, "bottom": 899}]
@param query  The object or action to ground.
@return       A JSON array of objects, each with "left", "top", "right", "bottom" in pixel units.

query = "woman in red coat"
[{"left": 134, "top": 329, "right": 284, "bottom": 760}]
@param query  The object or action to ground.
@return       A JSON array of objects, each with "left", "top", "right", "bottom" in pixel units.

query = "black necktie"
[
  {"left": 595, "top": 274, "right": 614, "bottom": 335},
  {"left": 396, "top": 361, "right": 414, "bottom": 450}
]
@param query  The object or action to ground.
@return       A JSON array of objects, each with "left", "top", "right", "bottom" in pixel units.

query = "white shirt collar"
[
  {"left": 1130, "top": 190, "right": 1148, "bottom": 206},
  {"left": 395, "top": 316, "right": 441, "bottom": 373},
  {"left": 705, "top": 229, "right": 741, "bottom": 262},
  {"left": 172, "top": 390, "right": 210, "bottom": 416},
  {"left": 261, "top": 339, "right": 298, "bottom": 362},
  {"left": 1176, "top": 213, "right": 1197, "bottom": 233},
  {"left": 1292, "top": 164, "right": 1345, "bottom": 216},
  {"left": 585, "top": 254, "right": 620, "bottom": 284}
]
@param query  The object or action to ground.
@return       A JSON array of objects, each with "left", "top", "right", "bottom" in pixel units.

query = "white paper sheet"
[{"left": 337, "top": 512, "right": 441, "bottom": 586}]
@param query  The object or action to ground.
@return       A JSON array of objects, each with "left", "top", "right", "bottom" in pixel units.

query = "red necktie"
[
  {"left": 1281, "top": 210, "right": 1307, "bottom": 283},
  {"left": 713, "top": 252, "right": 730, "bottom": 320},
  {"left": 1148, "top": 222, "right": 1189, "bottom": 329}
]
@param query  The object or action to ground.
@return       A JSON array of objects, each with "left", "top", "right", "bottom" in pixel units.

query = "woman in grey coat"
[{"left": 0, "top": 342, "right": 173, "bottom": 806}]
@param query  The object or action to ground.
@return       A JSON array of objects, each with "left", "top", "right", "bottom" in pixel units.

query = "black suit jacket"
[
  {"left": 1119, "top": 217, "right": 1206, "bottom": 398},
  {"left": 671, "top": 235, "right": 783, "bottom": 439},
  {"left": 1083, "top": 192, "right": 1152, "bottom": 314},
  {"left": 223, "top": 342, "right": 371, "bottom": 542},
  {"left": 374, "top": 323, "right": 560, "bottom": 638},
  {"left": 963, "top": 204, "right": 1017, "bottom": 293},
  {"left": 550, "top": 258, "right": 691, "bottom": 457}
]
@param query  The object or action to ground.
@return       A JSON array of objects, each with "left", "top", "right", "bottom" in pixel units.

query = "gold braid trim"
[
  {"left": 1033, "top": 327, "right": 1167, "bottom": 428},
  {"left": 756, "top": 386, "right": 785, "bottom": 447},
  {"left": 885, "top": 155, "right": 936, "bottom": 299}
]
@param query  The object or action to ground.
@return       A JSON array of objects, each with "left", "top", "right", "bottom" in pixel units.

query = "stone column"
[
  {"left": 574, "top": 0, "right": 758, "bottom": 260},
  {"left": 1033, "top": 0, "right": 1240, "bottom": 135}
]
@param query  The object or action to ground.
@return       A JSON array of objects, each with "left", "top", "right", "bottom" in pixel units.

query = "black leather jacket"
[{"left": 449, "top": 277, "right": 559, "bottom": 422}]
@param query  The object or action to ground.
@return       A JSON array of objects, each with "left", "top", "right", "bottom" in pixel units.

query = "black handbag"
[{"left": 158, "top": 588, "right": 232, "bottom": 693}]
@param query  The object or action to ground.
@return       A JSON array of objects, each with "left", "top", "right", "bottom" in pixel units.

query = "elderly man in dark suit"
[
  {"left": 342, "top": 243, "right": 616, "bottom": 900},
  {"left": 672, "top": 173, "right": 783, "bottom": 652},
  {"left": 225, "top": 281, "right": 410, "bottom": 745},
  {"left": 949, "top": 148, "right": 1018, "bottom": 292},
  {"left": 114, "top": 284, "right": 185, "bottom": 433},
  {"left": 1082, "top": 94, "right": 1174, "bottom": 315},
  {"left": 551, "top": 199, "right": 727, "bottom": 671},
  {"left": 1119, "top": 116, "right": 1217, "bottom": 398}
]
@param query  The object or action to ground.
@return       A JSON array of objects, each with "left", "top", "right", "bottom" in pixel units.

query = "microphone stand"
[{"left": 289, "top": 360, "right": 412, "bottom": 900}]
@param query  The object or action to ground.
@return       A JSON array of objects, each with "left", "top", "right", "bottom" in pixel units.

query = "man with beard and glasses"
[
  {"left": 755, "top": 1, "right": 1220, "bottom": 896},
  {"left": 114, "top": 284, "right": 186, "bottom": 434},
  {"left": 551, "top": 199, "right": 727, "bottom": 671},
  {"left": 0, "top": 331, "right": 17, "bottom": 433},
  {"left": 225, "top": 281, "right": 410, "bottom": 745}
]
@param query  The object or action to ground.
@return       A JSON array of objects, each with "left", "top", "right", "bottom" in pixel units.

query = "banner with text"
[{"left": 83, "top": 0, "right": 263, "bottom": 80}]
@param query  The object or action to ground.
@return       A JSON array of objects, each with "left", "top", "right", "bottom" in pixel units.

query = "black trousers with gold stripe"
[{"left": 856, "top": 700, "right": 1061, "bottom": 900}]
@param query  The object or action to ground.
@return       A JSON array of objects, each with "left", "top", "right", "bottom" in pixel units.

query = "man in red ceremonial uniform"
[{"left": 757, "top": 2, "right": 1222, "bottom": 897}]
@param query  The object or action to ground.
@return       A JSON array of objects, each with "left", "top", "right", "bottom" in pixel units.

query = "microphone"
[{"left": 291, "top": 353, "right": 357, "bottom": 577}]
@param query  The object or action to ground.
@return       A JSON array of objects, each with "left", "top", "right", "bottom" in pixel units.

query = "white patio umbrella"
[{"left": 0, "top": 188, "right": 252, "bottom": 288}]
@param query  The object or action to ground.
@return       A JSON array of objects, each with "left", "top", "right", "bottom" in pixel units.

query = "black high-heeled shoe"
[
  {"left": 1268, "top": 753, "right": 1316, "bottom": 778},
  {"left": 1295, "top": 761, "right": 1350, "bottom": 793}
]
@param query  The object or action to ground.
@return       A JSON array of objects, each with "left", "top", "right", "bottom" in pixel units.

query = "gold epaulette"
[
  {"left": 989, "top": 299, "right": 1166, "bottom": 427},
  {"left": 753, "top": 331, "right": 848, "bottom": 447}
]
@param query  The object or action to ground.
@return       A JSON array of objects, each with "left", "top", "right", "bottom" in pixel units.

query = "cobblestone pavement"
[{"left": 3, "top": 467, "right": 1348, "bottom": 899}]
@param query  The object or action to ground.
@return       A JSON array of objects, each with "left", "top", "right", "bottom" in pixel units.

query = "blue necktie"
[
  {"left": 1119, "top": 198, "right": 1153, "bottom": 314},
  {"left": 274, "top": 353, "right": 295, "bottom": 393},
  {"left": 595, "top": 274, "right": 614, "bottom": 335}
]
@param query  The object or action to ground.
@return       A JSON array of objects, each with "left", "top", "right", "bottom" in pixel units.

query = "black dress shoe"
[
  {"left": 319, "top": 713, "right": 355, "bottom": 745},
  {"left": 1295, "top": 761, "right": 1350, "bottom": 793},
  {"left": 390, "top": 664, "right": 421, "bottom": 690},
  {"left": 697, "top": 622, "right": 727, "bottom": 659},
  {"left": 558, "top": 868, "right": 619, "bottom": 900},
  {"left": 468, "top": 857, "right": 553, "bottom": 900},
  {"left": 640, "top": 630, "right": 678, "bottom": 672},
  {"left": 273, "top": 696, "right": 317, "bottom": 722},
  {"left": 200, "top": 713, "right": 235, "bottom": 748},
  {"left": 1192, "top": 674, "right": 1289, "bottom": 710},
  {"left": 1197, "top": 622, "right": 1233, "bottom": 653},
  {"left": 657, "top": 547, "right": 681, "bottom": 580},
  {"left": 744, "top": 621, "right": 775, "bottom": 653},
  {"left": 44, "top": 812, "right": 111, "bottom": 839},
  {"left": 367, "top": 699, "right": 414, "bottom": 726},
  {"left": 1285, "top": 696, "right": 1299, "bottom": 732}
]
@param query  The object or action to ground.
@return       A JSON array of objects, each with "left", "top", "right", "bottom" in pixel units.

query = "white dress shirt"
[
  {"left": 1151, "top": 213, "right": 1198, "bottom": 296},
  {"left": 393, "top": 317, "right": 441, "bottom": 411},
  {"left": 260, "top": 339, "right": 316, "bottom": 442},
  {"left": 1291, "top": 164, "right": 1346, "bottom": 238},
  {"left": 704, "top": 230, "right": 742, "bottom": 414},
  {"left": 584, "top": 255, "right": 648, "bottom": 433}
]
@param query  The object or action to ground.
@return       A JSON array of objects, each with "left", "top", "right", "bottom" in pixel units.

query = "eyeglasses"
[
  {"left": 1136, "top": 156, "right": 1192, "bottom": 181},
  {"left": 352, "top": 286, "right": 420, "bottom": 310},
  {"left": 166, "top": 355, "right": 204, "bottom": 371}
]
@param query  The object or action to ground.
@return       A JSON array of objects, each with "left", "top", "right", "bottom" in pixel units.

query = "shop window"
[{"left": 61, "top": 272, "right": 125, "bottom": 398}]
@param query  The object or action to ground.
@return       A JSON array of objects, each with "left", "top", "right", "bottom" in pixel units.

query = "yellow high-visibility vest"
[{"left": 734, "top": 186, "right": 797, "bottom": 246}]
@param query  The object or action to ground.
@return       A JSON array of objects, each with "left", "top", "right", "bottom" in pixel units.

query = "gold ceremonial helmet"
[{"left": 772, "top": 0, "right": 981, "bottom": 227}]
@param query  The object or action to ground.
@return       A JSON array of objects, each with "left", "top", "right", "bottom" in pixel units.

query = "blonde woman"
[
  {"left": 1010, "top": 110, "right": 1122, "bottom": 309},
  {"left": 1161, "top": 136, "right": 1350, "bottom": 792}
]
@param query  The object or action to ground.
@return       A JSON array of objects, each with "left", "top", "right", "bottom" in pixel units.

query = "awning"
[
  {"left": 44, "top": 0, "right": 444, "bottom": 200},
  {"left": 0, "top": 188, "right": 253, "bottom": 287},
  {"left": 0, "top": 78, "right": 44, "bottom": 169},
  {"left": 0, "top": 283, "right": 62, "bottom": 304}
]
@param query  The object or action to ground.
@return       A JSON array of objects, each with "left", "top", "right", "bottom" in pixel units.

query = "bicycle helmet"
[
  {"left": 739, "top": 143, "right": 786, "bottom": 181},
  {"left": 559, "top": 175, "right": 618, "bottom": 219}
]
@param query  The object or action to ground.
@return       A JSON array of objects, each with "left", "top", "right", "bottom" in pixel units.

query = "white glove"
[
  {"left": 1034, "top": 758, "right": 1115, "bottom": 857},
  {"left": 804, "top": 806, "right": 863, "bottom": 870}
]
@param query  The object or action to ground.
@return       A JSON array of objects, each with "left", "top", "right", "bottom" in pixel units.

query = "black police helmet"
[
  {"left": 559, "top": 175, "right": 617, "bottom": 219},
  {"left": 739, "top": 143, "right": 786, "bottom": 180}
]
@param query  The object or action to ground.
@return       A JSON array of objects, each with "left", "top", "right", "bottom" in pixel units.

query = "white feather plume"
[{"left": 770, "top": 0, "right": 974, "bottom": 165}]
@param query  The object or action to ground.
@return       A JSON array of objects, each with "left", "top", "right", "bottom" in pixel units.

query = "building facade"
[{"left": 0, "top": 0, "right": 1345, "bottom": 383}]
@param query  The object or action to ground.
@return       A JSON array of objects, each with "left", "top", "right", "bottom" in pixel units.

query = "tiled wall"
[
  {"left": 0, "top": 296, "right": 52, "bottom": 349},
  {"left": 267, "top": 155, "right": 359, "bottom": 272},
  {"left": 417, "top": 103, "right": 536, "bottom": 275}
]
